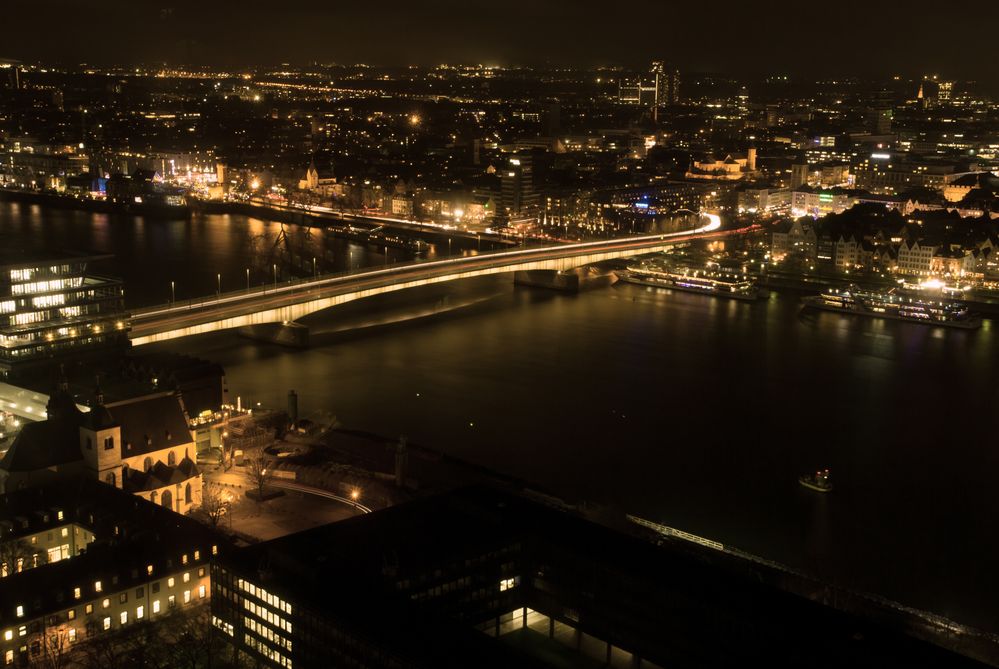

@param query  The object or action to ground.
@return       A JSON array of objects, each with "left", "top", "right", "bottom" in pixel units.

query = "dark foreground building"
[{"left": 212, "top": 486, "right": 991, "bottom": 668}]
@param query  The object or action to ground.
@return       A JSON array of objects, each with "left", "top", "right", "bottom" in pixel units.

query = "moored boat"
[
  {"left": 799, "top": 469, "right": 834, "bottom": 493},
  {"left": 617, "top": 266, "right": 764, "bottom": 301},
  {"left": 802, "top": 286, "right": 980, "bottom": 329}
]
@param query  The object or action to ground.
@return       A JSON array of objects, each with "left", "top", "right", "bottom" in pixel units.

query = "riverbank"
[{"left": 0, "top": 187, "right": 192, "bottom": 219}]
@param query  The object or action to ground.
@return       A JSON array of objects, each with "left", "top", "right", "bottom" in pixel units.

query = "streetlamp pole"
[
  {"left": 217, "top": 273, "right": 221, "bottom": 296},
  {"left": 170, "top": 280, "right": 175, "bottom": 304},
  {"left": 273, "top": 263, "right": 277, "bottom": 287},
  {"left": 246, "top": 268, "right": 250, "bottom": 291}
]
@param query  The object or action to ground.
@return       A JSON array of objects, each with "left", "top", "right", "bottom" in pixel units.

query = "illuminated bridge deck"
[{"left": 130, "top": 217, "right": 723, "bottom": 345}]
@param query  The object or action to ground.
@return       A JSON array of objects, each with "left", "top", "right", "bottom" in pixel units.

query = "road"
[
  {"left": 130, "top": 214, "right": 726, "bottom": 341},
  {"left": 209, "top": 469, "right": 373, "bottom": 513}
]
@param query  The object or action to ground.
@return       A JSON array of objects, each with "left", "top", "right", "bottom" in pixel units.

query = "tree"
[
  {"left": 200, "top": 482, "right": 231, "bottom": 530},
  {"left": 244, "top": 448, "right": 272, "bottom": 502},
  {"left": 0, "top": 537, "right": 36, "bottom": 577},
  {"left": 26, "top": 626, "right": 72, "bottom": 669}
]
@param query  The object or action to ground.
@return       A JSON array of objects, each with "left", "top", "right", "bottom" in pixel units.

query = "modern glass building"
[{"left": 0, "top": 252, "right": 129, "bottom": 379}]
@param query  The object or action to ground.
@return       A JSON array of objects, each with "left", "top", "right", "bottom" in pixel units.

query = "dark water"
[{"left": 3, "top": 202, "right": 999, "bottom": 633}]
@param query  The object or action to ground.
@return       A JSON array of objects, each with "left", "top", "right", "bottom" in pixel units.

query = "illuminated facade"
[
  {"left": 0, "top": 481, "right": 221, "bottom": 666},
  {"left": 0, "top": 253, "right": 129, "bottom": 379},
  {"left": 0, "top": 385, "right": 203, "bottom": 515}
]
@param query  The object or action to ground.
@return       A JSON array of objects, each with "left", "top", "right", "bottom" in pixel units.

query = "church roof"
[
  {"left": 122, "top": 457, "right": 199, "bottom": 493},
  {"left": 0, "top": 418, "right": 81, "bottom": 472},
  {"left": 110, "top": 392, "right": 192, "bottom": 459}
]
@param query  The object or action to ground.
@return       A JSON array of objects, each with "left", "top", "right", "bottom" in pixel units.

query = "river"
[{"left": 3, "top": 201, "right": 998, "bottom": 633}]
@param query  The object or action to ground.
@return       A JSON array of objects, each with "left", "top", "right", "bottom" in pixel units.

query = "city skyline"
[{"left": 4, "top": 1, "right": 999, "bottom": 89}]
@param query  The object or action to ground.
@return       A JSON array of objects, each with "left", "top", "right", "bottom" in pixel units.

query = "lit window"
[
  {"left": 152, "top": 600, "right": 160, "bottom": 614},
  {"left": 168, "top": 595, "right": 176, "bottom": 608},
  {"left": 102, "top": 617, "right": 111, "bottom": 631},
  {"left": 102, "top": 599, "right": 109, "bottom": 609},
  {"left": 15, "top": 606, "right": 23, "bottom": 618},
  {"left": 167, "top": 577, "right": 175, "bottom": 588},
  {"left": 198, "top": 585, "right": 206, "bottom": 599},
  {"left": 67, "top": 629, "right": 76, "bottom": 643},
  {"left": 94, "top": 581, "right": 102, "bottom": 593},
  {"left": 2, "top": 630, "right": 11, "bottom": 641},
  {"left": 183, "top": 573, "right": 190, "bottom": 583},
  {"left": 73, "top": 587, "right": 81, "bottom": 600},
  {"left": 67, "top": 609, "right": 75, "bottom": 621},
  {"left": 136, "top": 606, "right": 144, "bottom": 620},
  {"left": 119, "top": 611, "right": 127, "bottom": 625},
  {"left": 183, "top": 590, "right": 191, "bottom": 604},
  {"left": 146, "top": 565, "right": 153, "bottom": 576}
]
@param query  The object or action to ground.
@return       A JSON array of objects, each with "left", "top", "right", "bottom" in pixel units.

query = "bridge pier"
[
  {"left": 514, "top": 268, "right": 617, "bottom": 293},
  {"left": 236, "top": 321, "right": 310, "bottom": 348}
]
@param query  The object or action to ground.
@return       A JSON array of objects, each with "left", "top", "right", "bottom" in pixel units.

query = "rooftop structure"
[{"left": 212, "top": 486, "right": 989, "bottom": 668}]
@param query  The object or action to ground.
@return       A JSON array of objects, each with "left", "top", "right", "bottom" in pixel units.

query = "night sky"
[{"left": 6, "top": 0, "right": 999, "bottom": 84}]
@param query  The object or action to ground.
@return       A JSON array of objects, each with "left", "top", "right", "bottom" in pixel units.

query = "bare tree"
[
  {"left": 0, "top": 537, "right": 36, "bottom": 577},
  {"left": 200, "top": 482, "right": 230, "bottom": 530},
  {"left": 244, "top": 448, "right": 272, "bottom": 502},
  {"left": 26, "top": 626, "right": 72, "bottom": 669}
]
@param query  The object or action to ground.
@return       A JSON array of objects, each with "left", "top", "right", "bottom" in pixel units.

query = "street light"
[
  {"left": 273, "top": 263, "right": 277, "bottom": 287},
  {"left": 170, "top": 280, "right": 175, "bottom": 304},
  {"left": 217, "top": 273, "right": 221, "bottom": 295},
  {"left": 246, "top": 267, "right": 250, "bottom": 291},
  {"left": 350, "top": 488, "right": 360, "bottom": 509},
  {"left": 313, "top": 256, "right": 317, "bottom": 278}
]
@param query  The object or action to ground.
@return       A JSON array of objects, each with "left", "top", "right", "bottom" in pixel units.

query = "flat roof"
[{"left": 0, "top": 249, "right": 114, "bottom": 271}]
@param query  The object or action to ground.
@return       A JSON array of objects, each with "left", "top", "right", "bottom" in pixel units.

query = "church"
[{"left": 0, "top": 378, "right": 202, "bottom": 514}]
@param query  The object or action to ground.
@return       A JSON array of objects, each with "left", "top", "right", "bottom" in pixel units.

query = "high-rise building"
[
  {"left": 0, "top": 252, "right": 130, "bottom": 380},
  {"left": 619, "top": 62, "right": 680, "bottom": 109},
  {"left": 500, "top": 153, "right": 539, "bottom": 225},
  {"left": 938, "top": 80, "right": 953, "bottom": 102},
  {"left": 0, "top": 59, "right": 20, "bottom": 90}
]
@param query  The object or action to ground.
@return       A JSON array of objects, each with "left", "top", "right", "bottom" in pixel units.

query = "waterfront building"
[
  {"left": 0, "top": 480, "right": 222, "bottom": 666},
  {"left": 211, "top": 486, "right": 985, "bottom": 668},
  {"left": 0, "top": 381, "right": 202, "bottom": 515},
  {"left": 0, "top": 253, "right": 129, "bottom": 381},
  {"left": 499, "top": 153, "right": 539, "bottom": 226},
  {"left": 896, "top": 240, "right": 937, "bottom": 276},
  {"left": 771, "top": 218, "right": 817, "bottom": 262}
]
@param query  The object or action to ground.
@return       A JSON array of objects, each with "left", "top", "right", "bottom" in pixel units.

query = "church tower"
[{"left": 79, "top": 380, "right": 123, "bottom": 489}]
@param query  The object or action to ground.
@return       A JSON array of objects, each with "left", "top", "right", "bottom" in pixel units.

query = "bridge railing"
[{"left": 134, "top": 214, "right": 719, "bottom": 318}]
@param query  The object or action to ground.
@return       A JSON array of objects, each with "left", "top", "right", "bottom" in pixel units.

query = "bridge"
[{"left": 129, "top": 214, "right": 722, "bottom": 346}]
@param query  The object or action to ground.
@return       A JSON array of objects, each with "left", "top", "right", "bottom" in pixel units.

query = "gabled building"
[
  {"left": 0, "top": 382, "right": 201, "bottom": 515},
  {"left": 896, "top": 240, "right": 937, "bottom": 276}
]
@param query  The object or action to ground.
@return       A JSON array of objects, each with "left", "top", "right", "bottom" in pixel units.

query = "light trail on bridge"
[{"left": 130, "top": 214, "right": 725, "bottom": 344}]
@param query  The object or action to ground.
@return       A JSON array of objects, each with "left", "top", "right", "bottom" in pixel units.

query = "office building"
[
  {"left": 0, "top": 253, "right": 129, "bottom": 380},
  {"left": 211, "top": 486, "right": 984, "bottom": 669},
  {"left": 500, "top": 153, "right": 539, "bottom": 225}
]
